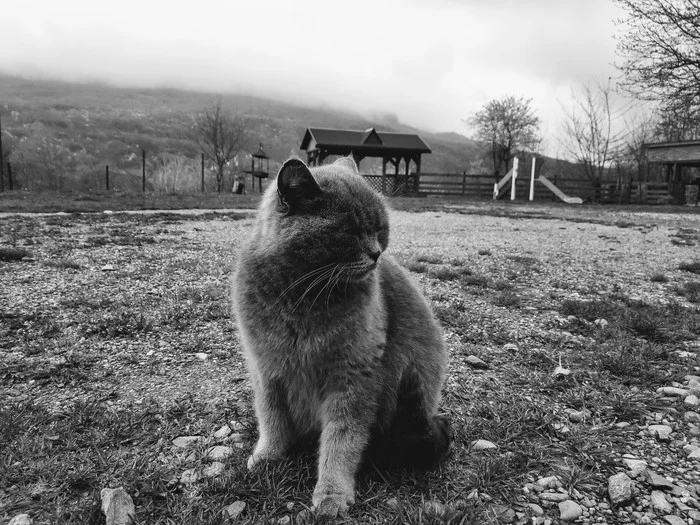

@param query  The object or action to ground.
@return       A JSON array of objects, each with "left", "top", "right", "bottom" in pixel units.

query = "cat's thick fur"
[{"left": 232, "top": 157, "right": 449, "bottom": 515}]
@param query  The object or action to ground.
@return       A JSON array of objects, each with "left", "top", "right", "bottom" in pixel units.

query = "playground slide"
[{"left": 537, "top": 176, "right": 583, "bottom": 204}]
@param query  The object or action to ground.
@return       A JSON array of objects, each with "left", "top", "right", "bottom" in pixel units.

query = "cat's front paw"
[
  {"left": 247, "top": 440, "right": 286, "bottom": 470},
  {"left": 246, "top": 451, "right": 283, "bottom": 470},
  {"left": 312, "top": 488, "right": 354, "bottom": 517}
]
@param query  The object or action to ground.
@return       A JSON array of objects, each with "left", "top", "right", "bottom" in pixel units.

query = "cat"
[{"left": 231, "top": 156, "right": 450, "bottom": 516}]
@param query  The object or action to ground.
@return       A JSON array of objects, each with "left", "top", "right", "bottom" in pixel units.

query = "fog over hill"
[{"left": 0, "top": 73, "right": 485, "bottom": 178}]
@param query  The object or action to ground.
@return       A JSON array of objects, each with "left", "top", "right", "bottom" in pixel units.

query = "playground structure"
[{"left": 493, "top": 157, "right": 583, "bottom": 204}]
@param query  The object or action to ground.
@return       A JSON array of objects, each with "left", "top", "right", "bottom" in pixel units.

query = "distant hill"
[{"left": 0, "top": 73, "right": 486, "bottom": 191}]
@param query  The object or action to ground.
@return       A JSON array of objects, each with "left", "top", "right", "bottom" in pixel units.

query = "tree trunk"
[{"left": 669, "top": 164, "right": 686, "bottom": 205}]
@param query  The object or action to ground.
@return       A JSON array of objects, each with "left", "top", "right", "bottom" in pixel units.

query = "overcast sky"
[{"left": 0, "top": 0, "right": 624, "bottom": 154}]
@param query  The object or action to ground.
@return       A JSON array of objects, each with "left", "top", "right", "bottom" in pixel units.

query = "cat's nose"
[{"left": 368, "top": 250, "right": 381, "bottom": 263}]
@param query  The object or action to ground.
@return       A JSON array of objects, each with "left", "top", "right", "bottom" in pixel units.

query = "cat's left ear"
[
  {"left": 277, "top": 159, "right": 321, "bottom": 212},
  {"left": 334, "top": 155, "right": 359, "bottom": 174}
]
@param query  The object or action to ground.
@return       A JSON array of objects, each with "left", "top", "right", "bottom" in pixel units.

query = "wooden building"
[
  {"left": 644, "top": 139, "right": 700, "bottom": 204},
  {"left": 299, "top": 127, "right": 430, "bottom": 195}
]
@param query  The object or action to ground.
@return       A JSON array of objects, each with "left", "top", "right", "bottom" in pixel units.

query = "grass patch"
[
  {"left": 673, "top": 281, "right": 700, "bottom": 303},
  {"left": 679, "top": 260, "right": 700, "bottom": 274},
  {"left": 427, "top": 267, "right": 461, "bottom": 281},
  {"left": 0, "top": 247, "right": 31, "bottom": 261},
  {"left": 404, "top": 260, "right": 427, "bottom": 273},
  {"left": 45, "top": 258, "right": 82, "bottom": 270},
  {"left": 415, "top": 254, "right": 444, "bottom": 265},
  {"left": 492, "top": 291, "right": 521, "bottom": 308},
  {"left": 649, "top": 272, "right": 668, "bottom": 283}
]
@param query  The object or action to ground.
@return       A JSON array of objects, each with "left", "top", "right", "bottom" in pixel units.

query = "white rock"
[
  {"left": 180, "top": 468, "right": 200, "bottom": 485},
  {"left": 658, "top": 387, "right": 690, "bottom": 397},
  {"left": 536, "top": 476, "right": 562, "bottom": 490},
  {"left": 502, "top": 343, "right": 519, "bottom": 352},
  {"left": 539, "top": 492, "right": 569, "bottom": 502},
  {"left": 471, "top": 439, "right": 497, "bottom": 451},
  {"left": 650, "top": 491, "right": 674, "bottom": 513},
  {"left": 101, "top": 264, "right": 116, "bottom": 271},
  {"left": 100, "top": 487, "right": 136, "bottom": 525},
  {"left": 622, "top": 458, "right": 648, "bottom": 474},
  {"left": 648, "top": 425, "right": 673, "bottom": 441},
  {"left": 465, "top": 355, "right": 488, "bottom": 369},
  {"left": 594, "top": 318, "right": 608, "bottom": 328},
  {"left": 172, "top": 436, "right": 202, "bottom": 448},
  {"left": 663, "top": 515, "right": 686, "bottom": 525},
  {"left": 608, "top": 473, "right": 634, "bottom": 504},
  {"left": 527, "top": 503, "right": 544, "bottom": 516},
  {"left": 203, "top": 462, "right": 226, "bottom": 477},
  {"left": 565, "top": 409, "right": 587, "bottom": 423},
  {"left": 688, "top": 449, "right": 700, "bottom": 460},
  {"left": 214, "top": 425, "right": 232, "bottom": 439},
  {"left": 8, "top": 515, "right": 32, "bottom": 525},
  {"left": 277, "top": 516, "right": 291, "bottom": 525},
  {"left": 685, "top": 395, "right": 700, "bottom": 407},
  {"left": 685, "top": 411, "right": 700, "bottom": 423},
  {"left": 103, "top": 210, "right": 114, "bottom": 214},
  {"left": 223, "top": 501, "right": 246, "bottom": 519},
  {"left": 558, "top": 500, "right": 583, "bottom": 521},
  {"left": 206, "top": 445, "right": 233, "bottom": 461},
  {"left": 195, "top": 352, "right": 209, "bottom": 360}
]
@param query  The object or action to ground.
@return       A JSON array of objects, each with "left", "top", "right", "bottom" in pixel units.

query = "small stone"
[
  {"left": 536, "top": 476, "right": 562, "bottom": 490},
  {"left": 594, "top": 318, "right": 608, "bottom": 328},
  {"left": 502, "top": 343, "right": 519, "bottom": 352},
  {"left": 214, "top": 425, "right": 232, "bottom": 439},
  {"left": 277, "top": 517, "right": 291, "bottom": 525},
  {"left": 100, "top": 487, "right": 136, "bottom": 525},
  {"left": 609, "top": 473, "right": 634, "bottom": 504},
  {"left": 658, "top": 387, "right": 690, "bottom": 397},
  {"left": 172, "top": 435, "right": 202, "bottom": 448},
  {"left": 195, "top": 352, "right": 209, "bottom": 360},
  {"left": 664, "top": 516, "right": 686, "bottom": 525},
  {"left": 101, "top": 264, "right": 116, "bottom": 271},
  {"left": 492, "top": 505, "right": 515, "bottom": 523},
  {"left": 386, "top": 497, "right": 400, "bottom": 510},
  {"left": 649, "top": 424, "right": 673, "bottom": 441},
  {"left": 689, "top": 449, "right": 700, "bottom": 460},
  {"left": 206, "top": 446, "right": 233, "bottom": 461},
  {"left": 227, "top": 433, "right": 245, "bottom": 443},
  {"left": 180, "top": 469, "right": 200, "bottom": 485},
  {"left": 423, "top": 500, "right": 446, "bottom": 517},
  {"left": 686, "top": 395, "right": 700, "bottom": 407},
  {"left": 223, "top": 501, "right": 246, "bottom": 519},
  {"left": 539, "top": 492, "right": 569, "bottom": 502},
  {"left": 565, "top": 409, "right": 587, "bottom": 423},
  {"left": 685, "top": 411, "right": 700, "bottom": 423},
  {"left": 616, "top": 422, "right": 631, "bottom": 428},
  {"left": 203, "top": 462, "right": 225, "bottom": 478},
  {"left": 558, "top": 500, "right": 583, "bottom": 521},
  {"left": 528, "top": 503, "right": 544, "bottom": 516},
  {"left": 471, "top": 439, "right": 497, "bottom": 451},
  {"left": 622, "top": 458, "right": 648, "bottom": 474},
  {"left": 687, "top": 510, "right": 700, "bottom": 523},
  {"left": 466, "top": 355, "right": 489, "bottom": 369},
  {"left": 647, "top": 471, "right": 675, "bottom": 490},
  {"left": 8, "top": 515, "right": 32, "bottom": 525},
  {"left": 230, "top": 420, "right": 245, "bottom": 431},
  {"left": 690, "top": 427, "right": 700, "bottom": 438},
  {"left": 650, "top": 491, "right": 674, "bottom": 513}
]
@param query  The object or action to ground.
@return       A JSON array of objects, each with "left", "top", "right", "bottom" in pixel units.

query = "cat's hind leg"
[{"left": 375, "top": 366, "right": 453, "bottom": 469}]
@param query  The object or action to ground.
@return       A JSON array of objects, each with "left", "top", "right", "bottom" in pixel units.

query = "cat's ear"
[
  {"left": 334, "top": 155, "right": 359, "bottom": 174},
  {"left": 277, "top": 159, "right": 321, "bottom": 212}
]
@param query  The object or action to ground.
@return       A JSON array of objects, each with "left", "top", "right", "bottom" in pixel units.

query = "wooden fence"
[{"left": 364, "top": 172, "right": 678, "bottom": 204}]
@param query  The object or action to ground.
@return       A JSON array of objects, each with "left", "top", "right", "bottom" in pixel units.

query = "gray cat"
[{"left": 232, "top": 157, "right": 450, "bottom": 516}]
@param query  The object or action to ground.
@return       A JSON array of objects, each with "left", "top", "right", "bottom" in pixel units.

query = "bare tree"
[
  {"left": 614, "top": 0, "right": 700, "bottom": 130},
  {"left": 194, "top": 99, "right": 248, "bottom": 193},
  {"left": 561, "top": 81, "right": 628, "bottom": 197},
  {"left": 466, "top": 96, "right": 541, "bottom": 179}
]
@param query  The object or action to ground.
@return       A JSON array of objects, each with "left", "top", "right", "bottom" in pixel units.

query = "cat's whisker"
[
  {"left": 290, "top": 267, "right": 337, "bottom": 313},
  {"left": 310, "top": 264, "right": 342, "bottom": 311},
  {"left": 273, "top": 263, "right": 338, "bottom": 307}
]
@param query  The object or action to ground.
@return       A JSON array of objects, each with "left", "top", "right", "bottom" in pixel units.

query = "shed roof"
[
  {"left": 643, "top": 139, "right": 700, "bottom": 166},
  {"left": 300, "top": 127, "right": 431, "bottom": 154}
]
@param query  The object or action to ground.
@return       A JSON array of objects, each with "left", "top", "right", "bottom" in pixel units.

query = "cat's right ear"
[{"left": 277, "top": 159, "right": 321, "bottom": 213}]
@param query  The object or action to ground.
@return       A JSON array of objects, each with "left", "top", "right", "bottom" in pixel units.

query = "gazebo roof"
[
  {"left": 643, "top": 139, "right": 700, "bottom": 167},
  {"left": 300, "top": 127, "right": 431, "bottom": 154}
]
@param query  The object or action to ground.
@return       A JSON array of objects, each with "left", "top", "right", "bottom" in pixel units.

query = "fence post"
[
  {"left": 510, "top": 157, "right": 518, "bottom": 200},
  {"left": 142, "top": 150, "right": 146, "bottom": 192},
  {"left": 201, "top": 153, "right": 205, "bottom": 192},
  {"left": 105, "top": 165, "right": 110, "bottom": 191},
  {"left": 529, "top": 157, "right": 536, "bottom": 201},
  {"left": 462, "top": 172, "right": 467, "bottom": 196}
]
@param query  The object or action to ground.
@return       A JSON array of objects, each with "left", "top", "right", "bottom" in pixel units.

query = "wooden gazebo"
[
  {"left": 299, "top": 127, "right": 431, "bottom": 194},
  {"left": 644, "top": 139, "right": 700, "bottom": 204}
]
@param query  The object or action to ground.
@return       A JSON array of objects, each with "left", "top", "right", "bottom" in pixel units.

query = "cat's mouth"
[{"left": 341, "top": 262, "right": 377, "bottom": 282}]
